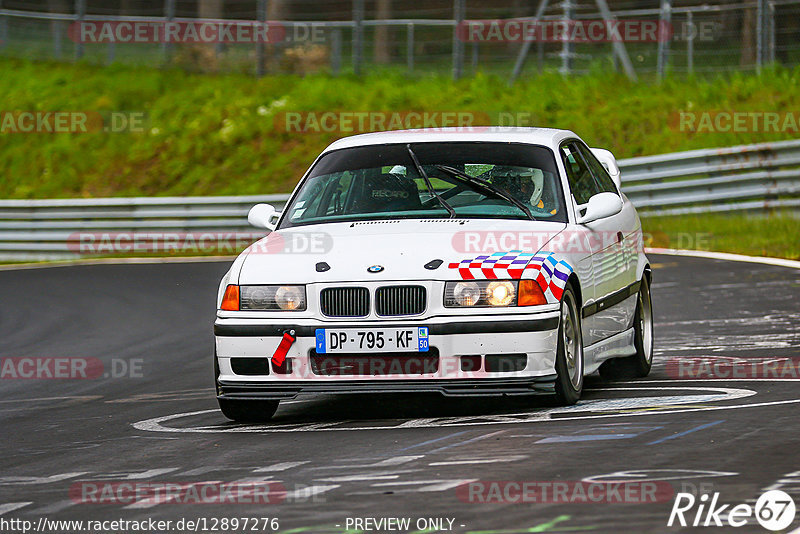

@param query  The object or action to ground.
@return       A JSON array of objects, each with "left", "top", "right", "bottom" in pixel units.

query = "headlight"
[
  {"left": 445, "top": 280, "right": 518, "bottom": 307},
  {"left": 444, "top": 279, "right": 546, "bottom": 308},
  {"left": 235, "top": 285, "right": 306, "bottom": 311},
  {"left": 450, "top": 281, "right": 482, "bottom": 306},
  {"left": 274, "top": 286, "right": 305, "bottom": 310},
  {"left": 486, "top": 281, "right": 515, "bottom": 306}
]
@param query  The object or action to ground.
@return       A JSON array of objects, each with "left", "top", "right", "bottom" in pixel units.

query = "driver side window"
[{"left": 560, "top": 143, "right": 600, "bottom": 205}]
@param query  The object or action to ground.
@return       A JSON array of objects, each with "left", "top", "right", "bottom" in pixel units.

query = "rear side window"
[
  {"left": 576, "top": 142, "right": 619, "bottom": 195},
  {"left": 560, "top": 143, "right": 600, "bottom": 205}
]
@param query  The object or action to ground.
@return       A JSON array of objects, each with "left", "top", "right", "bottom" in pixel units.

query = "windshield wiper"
[
  {"left": 406, "top": 145, "right": 456, "bottom": 219},
  {"left": 434, "top": 164, "right": 534, "bottom": 220}
]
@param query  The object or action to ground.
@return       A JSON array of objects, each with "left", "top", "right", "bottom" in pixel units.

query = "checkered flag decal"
[
  {"left": 448, "top": 250, "right": 573, "bottom": 303},
  {"left": 526, "top": 252, "right": 573, "bottom": 302}
]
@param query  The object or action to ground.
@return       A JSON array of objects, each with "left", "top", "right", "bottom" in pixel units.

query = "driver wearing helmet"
[{"left": 491, "top": 166, "right": 556, "bottom": 214}]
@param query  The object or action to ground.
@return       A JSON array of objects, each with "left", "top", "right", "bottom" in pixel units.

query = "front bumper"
[{"left": 215, "top": 313, "right": 560, "bottom": 400}]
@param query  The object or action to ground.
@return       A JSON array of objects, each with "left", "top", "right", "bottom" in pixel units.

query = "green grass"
[
  {"left": 2, "top": 57, "right": 799, "bottom": 261},
  {"left": 642, "top": 213, "right": 800, "bottom": 260},
  {"left": 2, "top": 57, "right": 800, "bottom": 199}
]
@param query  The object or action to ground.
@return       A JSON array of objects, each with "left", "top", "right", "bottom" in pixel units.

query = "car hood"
[{"left": 237, "top": 219, "right": 567, "bottom": 284}]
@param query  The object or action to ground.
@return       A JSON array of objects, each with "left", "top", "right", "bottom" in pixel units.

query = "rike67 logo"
[{"left": 668, "top": 490, "right": 796, "bottom": 531}]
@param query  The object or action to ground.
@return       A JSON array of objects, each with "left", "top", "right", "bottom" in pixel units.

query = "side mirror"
[
  {"left": 577, "top": 192, "right": 623, "bottom": 225},
  {"left": 247, "top": 203, "right": 280, "bottom": 231},
  {"left": 591, "top": 147, "right": 622, "bottom": 190}
]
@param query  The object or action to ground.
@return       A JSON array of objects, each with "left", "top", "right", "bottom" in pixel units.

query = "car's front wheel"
[
  {"left": 215, "top": 351, "right": 280, "bottom": 422},
  {"left": 599, "top": 275, "right": 653, "bottom": 380},
  {"left": 218, "top": 398, "right": 280, "bottom": 423},
  {"left": 554, "top": 284, "right": 583, "bottom": 406}
]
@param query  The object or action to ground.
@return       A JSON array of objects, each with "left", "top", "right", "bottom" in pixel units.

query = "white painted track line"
[{"left": 645, "top": 247, "right": 800, "bottom": 270}]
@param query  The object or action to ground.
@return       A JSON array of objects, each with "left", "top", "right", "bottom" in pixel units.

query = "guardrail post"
[
  {"left": 53, "top": 12, "right": 64, "bottom": 58},
  {"left": 452, "top": 0, "right": 464, "bottom": 80},
  {"left": 352, "top": 0, "right": 364, "bottom": 75},
  {"left": 74, "top": 0, "right": 85, "bottom": 60},
  {"left": 537, "top": 40, "right": 544, "bottom": 71},
  {"left": 0, "top": 0, "right": 7, "bottom": 50},
  {"left": 331, "top": 27, "right": 342, "bottom": 75},
  {"left": 686, "top": 10, "right": 693, "bottom": 74},
  {"left": 255, "top": 0, "right": 267, "bottom": 77},
  {"left": 656, "top": 0, "right": 671, "bottom": 79},
  {"left": 106, "top": 42, "right": 115, "bottom": 64},
  {"left": 767, "top": 0, "right": 775, "bottom": 64},
  {"left": 756, "top": 0, "right": 764, "bottom": 72},
  {"left": 559, "top": 0, "right": 573, "bottom": 75},
  {"left": 162, "top": 0, "right": 175, "bottom": 62},
  {"left": 106, "top": 30, "right": 116, "bottom": 64},
  {"left": 406, "top": 23, "right": 414, "bottom": 73}
]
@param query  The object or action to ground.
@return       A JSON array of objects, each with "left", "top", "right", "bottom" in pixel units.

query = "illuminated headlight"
[
  {"left": 486, "top": 281, "right": 515, "bottom": 306},
  {"left": 445, "top": 280, "right": 518, "bottom": 307},
  {"left": 240, "top": 285, "right": 306, "bottom": 311}
]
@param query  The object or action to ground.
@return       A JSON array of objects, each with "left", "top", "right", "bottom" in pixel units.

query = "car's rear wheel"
[
  {"left": 218, "top": 398, "right": 280, "bottom": 423},
  {"left": 554, "top": 284, "right": 583, "bottom": 406},
  {"left": 599, "top": 275, "right": 653, "bottom": 380}
]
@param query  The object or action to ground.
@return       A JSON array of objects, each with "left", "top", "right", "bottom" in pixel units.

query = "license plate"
[{"left": 315, "top": 327, "right": 429, "bottom": 354}]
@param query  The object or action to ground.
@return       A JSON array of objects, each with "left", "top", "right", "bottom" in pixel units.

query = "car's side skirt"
[{"left": 583, "top": 327, "right": 637, "bottom": 374}]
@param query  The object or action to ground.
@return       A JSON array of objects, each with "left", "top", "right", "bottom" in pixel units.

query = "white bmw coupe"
[{"left": 214, "top": 128, "right": 653, "bottom": 422}]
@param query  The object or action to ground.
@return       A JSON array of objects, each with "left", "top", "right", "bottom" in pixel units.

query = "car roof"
[{"left": 322, "top": 127, "right": 577, "bottom": 153}]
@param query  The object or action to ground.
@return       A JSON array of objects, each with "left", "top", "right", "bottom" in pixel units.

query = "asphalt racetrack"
[{"left": 1, "top": 254, "right": 799, "bottom": 533}]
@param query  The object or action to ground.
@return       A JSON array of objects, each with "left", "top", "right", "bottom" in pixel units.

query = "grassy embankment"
[{"left": 1, "top": 57, "right": 798, "bottom": 259}]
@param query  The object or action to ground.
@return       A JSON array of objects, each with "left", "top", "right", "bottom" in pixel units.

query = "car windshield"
[{"left": 278, "top": 141, "right": 567, "bottom": 229}]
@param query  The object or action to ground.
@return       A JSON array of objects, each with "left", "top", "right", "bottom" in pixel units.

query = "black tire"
[
  {"left": 214, "top": 351, "right": 279, "bottom": 422},
  {"left": 218, "top": 398, "right": 280, "bottom": 423},
  {"left": 554, "top": 284, "right": 584, "bottom": 406},
  {"left": 599, "top": 275, "right": 654, "bottom": 380}
]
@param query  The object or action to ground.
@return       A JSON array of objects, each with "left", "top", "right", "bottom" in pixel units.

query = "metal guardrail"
[
  {"left": 0, "top": 194, "right": 289, "bottom": 261},
  {"left": 620, "top": 138, "right": 800, "bottom": 215},
  {"left": 1, "top": 139, "right": 798, "bottom": 261}
]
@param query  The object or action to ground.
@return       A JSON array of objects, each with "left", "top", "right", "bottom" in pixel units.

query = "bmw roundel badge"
[{"left": 367, "top": 265, "right": 384, "bottom": 273}]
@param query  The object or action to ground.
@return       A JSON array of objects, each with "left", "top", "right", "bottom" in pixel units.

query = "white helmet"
[
  {"left": 493, "top": 166, "right": 544, "bottom": 206},
  {"left": 518, "top": 167, "right": 544, "bottom": 206}
]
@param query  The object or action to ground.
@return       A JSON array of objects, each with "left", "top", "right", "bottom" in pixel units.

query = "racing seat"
[{"left": 352, "top": 172, "right": 423, "bottom": 213}]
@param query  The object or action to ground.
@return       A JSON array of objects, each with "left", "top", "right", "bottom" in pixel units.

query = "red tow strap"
[{"left": 271, "top": 330, "right": 296, "bottom": 366}]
